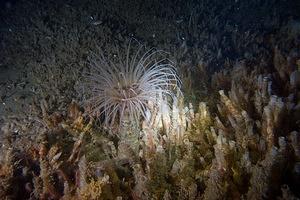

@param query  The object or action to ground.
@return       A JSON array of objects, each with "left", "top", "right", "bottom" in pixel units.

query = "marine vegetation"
[{"left": 1, "top": 47, "right": 300, "bottom": 199}]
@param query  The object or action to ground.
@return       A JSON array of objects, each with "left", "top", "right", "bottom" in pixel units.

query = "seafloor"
[{"left": 0, "top": 0, "right": 300, "bottom": 199}]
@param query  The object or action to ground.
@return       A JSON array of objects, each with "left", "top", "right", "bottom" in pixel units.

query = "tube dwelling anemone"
[{"left": 81, "top": 41, "right": 181, "bottom": 130}]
